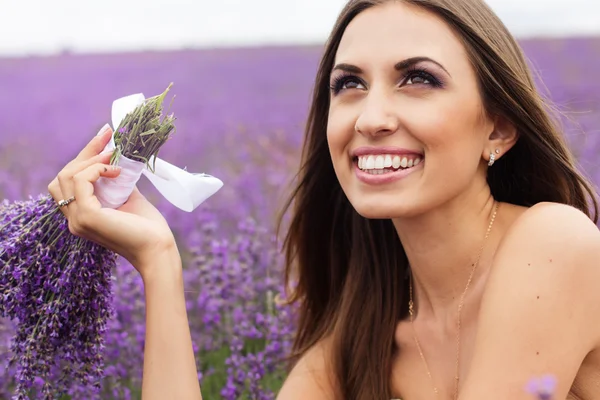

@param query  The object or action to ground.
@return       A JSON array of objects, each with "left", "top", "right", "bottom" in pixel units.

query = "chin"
[{"left": 349, "top": 195, "right": 423, "bottom": 220}]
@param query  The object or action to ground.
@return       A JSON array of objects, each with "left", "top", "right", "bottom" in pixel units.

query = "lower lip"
[{"left": 354, "top": 160, "right": 424, "bottom": 184}]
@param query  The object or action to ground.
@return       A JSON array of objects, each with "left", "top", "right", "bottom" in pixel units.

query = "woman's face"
[{"left": 327, "top": 1, "right": 495, "bottom": 219}]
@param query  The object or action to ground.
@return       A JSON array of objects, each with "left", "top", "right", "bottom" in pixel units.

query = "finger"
[
  {"left": 56, "top": 151, "right": 115, "bottom": 218},
  {"left": 72, "top": 163, "right": 122, "bottom": 213},
  {"left": 50, "top": 125, "right": 113, "bottom": 218},
  {"left": 48, "top": 177, "right": 67, "bottom": 217},
  {"left": 74, "top": 124, "right": 114, "bottom": 162}
]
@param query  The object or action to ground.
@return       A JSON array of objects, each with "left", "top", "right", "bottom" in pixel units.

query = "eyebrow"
[{"left": 331, "top": 56, "right": 451, "bottom": 76}]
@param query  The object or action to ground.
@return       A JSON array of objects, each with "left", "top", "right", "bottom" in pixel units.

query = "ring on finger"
[{"left": 57, "top": 196, "right": 76, "bottom": 208}]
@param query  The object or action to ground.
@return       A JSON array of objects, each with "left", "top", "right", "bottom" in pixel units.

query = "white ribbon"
[{"left": 93, "top": 93, "right": 223, "bottom": 212}]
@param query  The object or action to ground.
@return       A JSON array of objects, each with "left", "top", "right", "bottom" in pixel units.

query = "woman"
[{"left": 48, "top": 0, "right": 600, "bottom": 399}]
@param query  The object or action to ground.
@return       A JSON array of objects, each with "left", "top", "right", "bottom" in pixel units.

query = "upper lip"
[{"left": 351, "top": 146, "right": 424, "bottom": 157}]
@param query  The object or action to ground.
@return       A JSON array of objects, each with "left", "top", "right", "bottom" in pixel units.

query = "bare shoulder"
[
  {"left": 459, "top": 201, "right": 600, "bottom": 399},
  {"left": 501, "top": 201, "right": 600, "bottom": 246},
  {"left": 495, "top": 201, "right": 600, "bottom": 286},
  {"left": 488, "top": 201, "right": 600, "bottom": 340},
  {"left": 277, "top": 337, "right": 337, "bottom": 400}
]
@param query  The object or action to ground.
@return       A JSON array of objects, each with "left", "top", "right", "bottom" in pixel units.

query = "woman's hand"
[{"left": 48, "top": 124, "right": 179, "bottom": 276}]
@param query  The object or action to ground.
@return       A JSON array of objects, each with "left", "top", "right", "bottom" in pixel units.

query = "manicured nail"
[{"left": 96, "top": 123, "right": 111, "bottom": 137}]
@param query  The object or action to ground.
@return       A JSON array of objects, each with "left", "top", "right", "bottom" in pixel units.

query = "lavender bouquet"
[{"left": 0, "top": 83, "right": 222, "bottom": 399}]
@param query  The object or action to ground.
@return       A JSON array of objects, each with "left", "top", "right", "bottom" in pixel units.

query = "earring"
[{"left": 488, "top": 149, "right": 500, "bottom": 166}]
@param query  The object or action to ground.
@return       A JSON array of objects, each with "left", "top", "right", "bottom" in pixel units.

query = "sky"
[{"left": 1, "top": 0, "right": 599, "bottom": 57}]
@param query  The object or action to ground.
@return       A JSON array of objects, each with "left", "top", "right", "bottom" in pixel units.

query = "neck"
[{"left": 393, "top": 189, "right": 499, "bottom": 319}]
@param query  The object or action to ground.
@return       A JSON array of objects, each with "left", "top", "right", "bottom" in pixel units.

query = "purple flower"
[
  {"left": 0, "top": 84, "right": 180, "bottom": 398},
  {"left": 0, "top": 194, "right": 118, "bottom": 398},
  {"left": 526, "top": 374, "right": 557, "bottom": 400},
  {"left": 2, "top": 38, "right": 597, "bottom": 398}
]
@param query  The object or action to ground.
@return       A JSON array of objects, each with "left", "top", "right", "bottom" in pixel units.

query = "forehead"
[{"left": 335, "top": 2, "right": 468, "bottom": 68}]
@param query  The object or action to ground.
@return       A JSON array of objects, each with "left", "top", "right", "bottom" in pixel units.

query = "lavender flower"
[
  {"left": 0, "top": 195, "right": 117, "bottom": 399},
  {"left": 1, "top": 39, "right": 598, "bottom": 397},
  {"left": 183, "top": 216, "right": 295, "bottom": 399},
  {"left": 526, "top": 374, "right": 557, "bottom": 400},
  {"left": 0, "top": 84, "right": 178, "bottom": 399},
  {"left": 110, "top": 82, "right": 176, "bottom": 172}
]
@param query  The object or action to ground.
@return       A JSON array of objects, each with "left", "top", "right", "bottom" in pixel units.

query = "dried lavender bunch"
[
  {"left": 0, "top": 83, "right": 178, "bottom": 399},
  {"left": 0, "top": 195, "right": 116, "bottom": 399},
  {"left": 110, "top": 82, "right": 176, "bottom": 172}
]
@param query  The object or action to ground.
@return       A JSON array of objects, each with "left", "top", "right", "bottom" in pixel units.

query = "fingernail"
[
  {"left": 96, "top": 123, "right": 111, "bottom": 137},
  {"left": 111, "top": 165, "right": 121, "bottom": 171}
]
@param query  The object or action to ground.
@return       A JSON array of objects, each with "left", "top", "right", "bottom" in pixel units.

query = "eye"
[
  {"left": 403, "top": 68, "right": 443, "bottom": 88},
  {"left": 407, "top": 74, "right": 430, "bottom": 85},
  {"left": 329, "top": 75, "right": 365, "bottom": 94}
]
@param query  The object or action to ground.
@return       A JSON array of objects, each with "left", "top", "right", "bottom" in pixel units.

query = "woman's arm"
[
  {"left": 140, "top": 245, "right": 203, "bottom": 400},
  {"left": 46, "top": 128, "right": 203, "bottom": 399},
  {"left": 460, "top": 202, "right": 600, "bottom": 399}
]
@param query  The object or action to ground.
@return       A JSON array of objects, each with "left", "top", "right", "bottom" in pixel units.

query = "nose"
[{"left": 354, "top": 90, "right": 399, "bottom": 138}]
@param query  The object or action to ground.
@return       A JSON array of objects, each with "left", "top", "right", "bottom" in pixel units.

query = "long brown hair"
[{"left": 277, "top": 0, "right": 599, "bottom": 398}]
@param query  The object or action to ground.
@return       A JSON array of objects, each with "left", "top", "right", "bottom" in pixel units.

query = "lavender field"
[{"left": 1, "top": 36, "right": 600, "bottom": 398}]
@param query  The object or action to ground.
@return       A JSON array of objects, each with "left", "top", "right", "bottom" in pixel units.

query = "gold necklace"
[{"left": 408, "top": 201, "right": 499, "bottom": 399}]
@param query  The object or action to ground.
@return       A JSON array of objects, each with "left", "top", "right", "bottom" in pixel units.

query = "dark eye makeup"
[{"left": 329, "top": 66, "right": 444, "bottom": 95}]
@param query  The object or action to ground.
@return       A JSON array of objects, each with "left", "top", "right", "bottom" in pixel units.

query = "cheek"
[
  {"left": 326, "top": 106, "right": 353, "bottom": 158},
  {"left": 405, "top": 97, "right": 486, "bottom": 191},
  {"left": 408, "top": 94, "right": 485, "bottom": 156}
]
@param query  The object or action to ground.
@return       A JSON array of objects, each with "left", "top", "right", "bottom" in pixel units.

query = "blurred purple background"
[
  {"left": 1, "top": 38, "right": 599, "bottom": 229},
  {"left": 0, "top": 35, "right": 599, "bottom": 398}
]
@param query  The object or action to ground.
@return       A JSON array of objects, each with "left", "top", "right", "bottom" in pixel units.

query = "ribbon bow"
[{"left": 94, "top": 93, "right": 223, "bottom": 212}]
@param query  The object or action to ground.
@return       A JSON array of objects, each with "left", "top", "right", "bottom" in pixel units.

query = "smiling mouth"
[{"left": 355, "top": 154, "right": 424, "bottom": 174}]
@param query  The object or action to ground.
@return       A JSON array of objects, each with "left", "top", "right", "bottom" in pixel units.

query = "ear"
[{"left": 483, "top": 114, "right": 518, "bottom": 164}]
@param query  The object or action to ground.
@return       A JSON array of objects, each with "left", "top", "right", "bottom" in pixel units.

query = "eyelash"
[{"left": 329, "top": 67, "right": 443, "bottom": 94}]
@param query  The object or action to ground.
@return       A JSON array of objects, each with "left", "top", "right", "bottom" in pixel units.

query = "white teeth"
[
  {"left": 357, "top": 154, "right": 423, "bottom": 171},
  {"left": 374, "top": 155, "right": 385, "bottom": 169},
  {"left": 366, "top": 155, "right": 375, "bottom": 169},
  {"left": 384, "top": 155, "right": 393, "bottom": 168}
]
